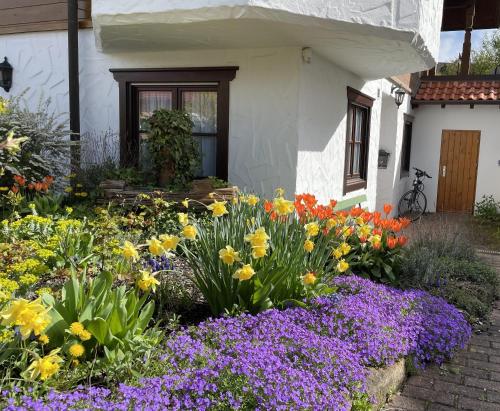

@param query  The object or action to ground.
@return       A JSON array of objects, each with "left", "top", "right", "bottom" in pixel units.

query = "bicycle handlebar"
[{"left": 413, "top": 167, "right": 432, "bottom": 179}]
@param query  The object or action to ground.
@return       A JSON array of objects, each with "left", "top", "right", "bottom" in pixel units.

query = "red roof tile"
[{"left": 413, "top": 78, "right": 500, "bottom": 103}]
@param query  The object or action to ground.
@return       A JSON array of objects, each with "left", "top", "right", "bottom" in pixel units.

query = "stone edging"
[{"left": 366, "top": 359, "right": 406, "bottom": 409}]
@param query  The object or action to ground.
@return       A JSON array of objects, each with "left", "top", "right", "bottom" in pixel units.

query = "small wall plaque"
[{"left": 378, "top": 149, "right": 391, "bottom": 169}]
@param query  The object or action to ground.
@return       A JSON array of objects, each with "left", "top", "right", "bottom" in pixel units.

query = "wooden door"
[{"left": 436, "top": 130, "right": 481, "bottom": 213}]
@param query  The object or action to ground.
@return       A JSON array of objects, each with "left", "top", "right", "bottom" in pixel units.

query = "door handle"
[{"left": 442, "top": 165, "right": 446, "bottom": 178}]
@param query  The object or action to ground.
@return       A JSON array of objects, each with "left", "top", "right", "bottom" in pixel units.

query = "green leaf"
[{"left": 87, "top": 318, "right": 109, "bottom": 345}]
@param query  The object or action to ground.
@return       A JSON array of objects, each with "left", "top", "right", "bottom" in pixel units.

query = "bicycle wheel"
[{"left": 398, "top": 190, "right": 427, "bottom": 221}]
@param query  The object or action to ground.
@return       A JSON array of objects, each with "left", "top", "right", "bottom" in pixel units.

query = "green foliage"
[
  {"left": 401, "top": 236, "right": 499, "bottom": 321},
  {"left": 42, "top": 270, "right": 157, "bottom": 359},
  {"left": 475, "top": 195, "right": 500, "bottom": 223},
  {"left": 0, "top": 94, "right": 74, "bottom": 182},
  {"left": 147, "top": 109, "right": 200, "bottom": 188}
]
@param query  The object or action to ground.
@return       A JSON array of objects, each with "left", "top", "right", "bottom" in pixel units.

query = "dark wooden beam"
[
  {"left": 68, "top": 0, "right": 80, "bottom": 170},
  {"left": 460, "top": 2, "right": 475, "bottom": 75}
]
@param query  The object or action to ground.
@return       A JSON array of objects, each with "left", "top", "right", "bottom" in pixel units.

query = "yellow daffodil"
[
  {"left": 147, "top": 238, "right": 164, "bottom": 256},
  {"left": 326, "top": 218, "right": 337, "bottom": 230},
  {"left": 247, "top": 195, "right": 259, "bottom": 206},
  {"left": 178, "top": 213, "right": 189, "bottom": 226},
  {"left": 358, "top": 225, "right": 371, "bottom": 238},
  {"left": 137, "top": 270, "right": 160, "bottom": 292},
  {"left": 69, "top": 343, "right": 85, "bottom": 358},
  {"left": 251, "top": 245, "right": 268, "bottom": 259},
  {"left": 182, "top": 199, "right": 189, "bottom": 209},
  {"left": 340, "top": 242, "right": 351, "bottom": 256},
  {"left": 182, "top": 225, "right": 197, "bottom": 240},
  {"left": 337, "top": 259, "right": 350, "bottom": 273},
  {"left": 64, "top": 186, "right": 73, "bottom": 193},
  {"left": 160, "top": 234, "right": 180, "bottom": 251},
  {"left": 304, "top": 240, "right": 315, "bottom": 253},
  {"left": 233, "top": 264, "right": 256, "bottom": 281},
  {"left": 207, "top": 200, "right": 228, "bottom": 217},
  {"left": 302, "top": 272, "right": 317, "bottom": 286},
  {"left": 304, "top": 222, "right": 320, "bottom": 238},
  {"left": 245, "top": 227, "right": 269, "bottom": 248},
  {"left": 272, "top": 197, "right": 295, "bottom": 216},
  {"left": 219, "top": 246, "right": 241, "bottom": 265},
  {"left": 0, "top": 298, "right": 51, "bottom": 339},
  {"left": 275, "top": 187, "right": 285, "bottom": 197},
  {"left": 26, "top": 349, "right": 63, "bottom": 381},
  {"left": 122, "top": 241, "right": 139, "bottom": 261},
  {"left": 38, "top": 334, "right": 49, "bottom": 345},
  {"left": 332, "top": 248, "right": 343, "bottom": 260}
]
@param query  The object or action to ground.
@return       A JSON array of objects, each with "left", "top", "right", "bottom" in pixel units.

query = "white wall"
[
  {"left": 1, "top": 30, "right": 302, "bottom": 198},
  {"left": 375, "top": 81, "right": 413, "bottom": 214},
  {"left": 296, "top": 51, "right": 383, "bottom": 209},
  {"left": 411, "top": 105, "right": 500, "bottom": 212}
]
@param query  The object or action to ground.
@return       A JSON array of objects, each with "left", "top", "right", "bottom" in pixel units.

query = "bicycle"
[{"left": 398, "top": 167, "right": 432, "bottom": 221}]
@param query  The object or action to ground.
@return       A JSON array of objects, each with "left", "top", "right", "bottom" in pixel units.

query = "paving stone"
[
  {"left": 489, "top": 355, "right": 500, "bottom": 364},
  {"left": 470, "top": 345, "right": 499, "bottom": 356},
  {"left": 486, "top": 390, "right": 500, "bottom": 404},
  {"left": 404, "top": 385, "right": 455, "bottom": 406},
  {"left": 385, "top": 395, "right": 427, "bottom": 410},
  {"left": 491, "top": 341, "right": 500, "bottom": 350},
  {"left": 464, "top": 376, "right": 500, "bottom": 392},
  {"left": 427, "top": 404, "right": 457, "bottom": 411},
  {"left": 490, "top": 371, "right": 500, "bottom": 382},
  {"left": 463, "top": 351, "right": 489, "bottom": 362},
  {"left": 468, "top": 359, "right": 500, "bottom": 373},
  {"left": 407, "top": 375, "right": 436, "bottom": 389},
  {"left": 470, "top": 337, "right": 493, "bottom": 348},
  {"left": 459, "top": 397, "right": 500, "bottom": 411},
  {"left": 455, "top": 365, "right": 490, "bottom": 379},
  {"left": 434, "top": 380, "right": 487, "bottom": 401}
]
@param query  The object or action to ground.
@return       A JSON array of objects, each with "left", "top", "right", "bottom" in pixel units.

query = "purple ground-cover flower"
[{"left": 4, "top": 276, "right": 471, "bottom": 410}]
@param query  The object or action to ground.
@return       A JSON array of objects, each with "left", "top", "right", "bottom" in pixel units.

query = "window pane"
[
  {"left": 352, "top": 143, "right": 361, "bottom": 175},
  {"left": 354, "top": 108, "right": 364, "bottom": 142},
  {"left": 194, "top": 136, "right": 217, "bottom": 177},
  {"left": 139, "top": 91, "right": 173, "bottom": 132},
  {"left": 182, "top": 91, "right": 217, "bottom": 134}
]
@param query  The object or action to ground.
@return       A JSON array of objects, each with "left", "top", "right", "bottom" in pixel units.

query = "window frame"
[
  {"left": 400, "top": 114, "right": 413, "bottom": 178},
  {"left": 111, "top": 67, "right": 239, "bottom": 181},
  {"left": 343, "top": 87, "right": 374, "bottom": 194}
]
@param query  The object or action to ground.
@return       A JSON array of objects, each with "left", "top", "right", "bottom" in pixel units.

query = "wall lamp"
[
  {"left": 391, "top": 85, "right": 406, "bottom": 108},
  {"left": 0, "top": 57, "right": 13, "bottom": 93}
]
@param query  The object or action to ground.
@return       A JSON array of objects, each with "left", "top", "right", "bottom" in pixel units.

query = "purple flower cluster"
[
  {"left": 143, "top": 255, "right": 174, "bottom": 272},
  {"left": 4, "top": 276, "right": 471, "bottom": 411}
]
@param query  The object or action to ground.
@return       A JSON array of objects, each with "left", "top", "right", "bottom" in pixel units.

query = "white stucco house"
[{"left": 0, "top": 0, "right": 447, "bottom": 212}]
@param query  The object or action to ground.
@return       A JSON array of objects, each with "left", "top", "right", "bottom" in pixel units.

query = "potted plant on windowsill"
[{"left": 147, "top": 109, "right": 201, "bottom": 189}]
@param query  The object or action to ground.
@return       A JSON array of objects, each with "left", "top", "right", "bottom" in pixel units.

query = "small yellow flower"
[
  {"left": 160, "top": 234, "right": 180, "bottom": 251},
  {"left": 233, "top": 264, "right": 256, "bottom": 281},
  {"left": 78, "top": 192, "right": 88, "bottom": 198},
  {"left": 26, "top": 349, "right": 62, "bottom": 381},
  {"left": 136, "top": 270, "right": 160, "bottom": 292},
  {"left": 251, "top": 245, "right": 268, "bottom": 259},
  {"left": 69, "top": 322, "right": 85, "bottom": 336},
  {"left": 275, "top": 187, "right": 285, "bottom": 197},
  {"left": 182, "top": 225, "right": 197, "bottom": 240},
  {"left": 304, "top": 222, "right": 319, "bottom": 238},
  {"left": 182, "top": 199, "right": 189, "bottom": 209},
  {"left": 65, "top": 207, "right": 73, "bottom": 214},
  {"left": 219, "top": 246, "right": 241, "bottom": 266},
  {"left": 247, "top": 195, "right": 259, "bottom": 206},
  {"left": 245, "top": 227, "right": 269, "bottom": 248},
  {"left": 0, "top": 298, "right": 51, "bottom": 339},
  {"left": 64, "top": 186, "right": 73, "bottom": 193},
  {"left": 302, "top": 272, "right": 317, "bottom": 286},
  {"left": 178, "top": 213, "right": 189, "bottom": 226},
  {"left": 0, "top": 186, "right": 9, "bottom": 191},
  {"left": 38, "top": 335, "right": 49, "bottom": 345},
  {"left": 69, "top": 343, "right": 85, "bottom": 358},
  {"left": 340, "top": 242, "right": 351, "bottom": 256},
  {"left": 122, "top": 241, "right": 139, "bottom": 261},
  {"left": 147, "top": 238, "right": 164, "bottom": 256},
  {"left": 273, "top": 197, "right": 295, "bottom": 216},
  {"left": 337, "top": 259, "right": 350, "bottom": 273},
  {"left": 76, "top": 183, "right": 83, "bottom": 188},
  {"left": 304, "top": 240, "right": 315, "bottom": 253},
  {"left": 332, "top": 248, "right": 343, "bottom": 260},
  {"left": 207, "top": 200, "right": 228, "bottom": 218},
  {"left": 79, "top": 330, "right": 92, "bottom": 341}
]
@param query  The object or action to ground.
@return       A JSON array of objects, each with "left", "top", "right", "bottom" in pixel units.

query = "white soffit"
[{"left": 92, "top": 0, "right": 443, "bottom": 79}]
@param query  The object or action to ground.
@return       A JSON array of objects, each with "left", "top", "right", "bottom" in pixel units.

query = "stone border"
[{"left": 367, "top": 359, "right": 406, "bottom": 409}]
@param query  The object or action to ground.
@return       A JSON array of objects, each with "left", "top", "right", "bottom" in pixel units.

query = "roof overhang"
[
  {"left": 442, "top": 0, "right": 500, "bottom": 31},
  {"left": 91, "top": 0, "right": 444, "bottom": 80}
]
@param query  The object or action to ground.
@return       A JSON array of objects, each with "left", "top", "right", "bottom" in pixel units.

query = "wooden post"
[
  {"left": 460, "top": 3, "right": 476, "bottom": 76},
  {"left": 68, "top": 0, "right": 80, "bottom": 170}
]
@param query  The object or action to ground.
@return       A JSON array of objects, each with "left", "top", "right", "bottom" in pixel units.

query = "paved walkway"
[{"left": 385, "top": 252, "right": 500, "bottom": 411}]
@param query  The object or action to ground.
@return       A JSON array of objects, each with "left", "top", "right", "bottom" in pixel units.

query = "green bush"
[
  {"left": 475, "top": 195, "right": 500, "bottom": 223},
  {"left": 401, "top": 236, "right": 499, "bottom": 321}
]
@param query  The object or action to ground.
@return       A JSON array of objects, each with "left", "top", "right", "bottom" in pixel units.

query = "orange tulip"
[
  {"left": 387, "top": 236, "right": 398, "bottom": 249},
  {"left": 398, "top": 236, "right": 408, "bottom": 247},
  {"left": 399, "top": 218, "right": 411, "bottom": 229},
  {"left": 264, "top": 200, "right": 273, "bottom": 213},
  {"left": 28, "top": 183, "right": 34, "bottom": 190},
  {"left": 383, "top": 204, "right": 393, "bottom": 215},
  {"left": 34, "top": 182, "right": 43, "bottom": 192},
  {"left": 11, "top": 185, "right": 19, "bottom": 194},
  {"left": 13, "top": 175, "right": 26, "bottom": 186}
]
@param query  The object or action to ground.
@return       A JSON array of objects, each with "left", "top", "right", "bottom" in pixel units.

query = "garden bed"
[{"left": 98, "top": 178, "right": 237, "bottom": 207}]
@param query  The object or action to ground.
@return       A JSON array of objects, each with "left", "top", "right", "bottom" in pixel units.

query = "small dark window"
[
  {"left": 400, "top": 118, "right": 413, "bottom": 178},
  {"left": 344, "top": 87, "right": 374, "bottom": 194}
]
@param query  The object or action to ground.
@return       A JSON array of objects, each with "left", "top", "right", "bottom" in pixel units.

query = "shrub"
[
  {"left": 147, "top": 109, "right": 200, "bottom": 188},
  {"left": 475, "top": 195, "right": 500, "bottom": 223},
  {"left": 4, "top": 277, "right": 471, "bottom": 410}
]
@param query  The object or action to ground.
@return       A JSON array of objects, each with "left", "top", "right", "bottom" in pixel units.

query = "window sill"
[{"left": 344, "top": 178, "right": 367, "bottom": 194}]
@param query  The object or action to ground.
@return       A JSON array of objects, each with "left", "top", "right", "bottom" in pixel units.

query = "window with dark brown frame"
[
  {"left": 400, "top": 116, "right": 413, "bottom": 178},
  {"left": 344, "top": 87, "right": 374, "bottom": 194},
  {"left": 110, "top": 67, "right": 238, "bottom": 180}
]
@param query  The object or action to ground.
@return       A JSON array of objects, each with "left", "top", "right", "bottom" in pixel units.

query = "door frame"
[{"left": 436, "top": 129, "right": 481, "bottom": 213}]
